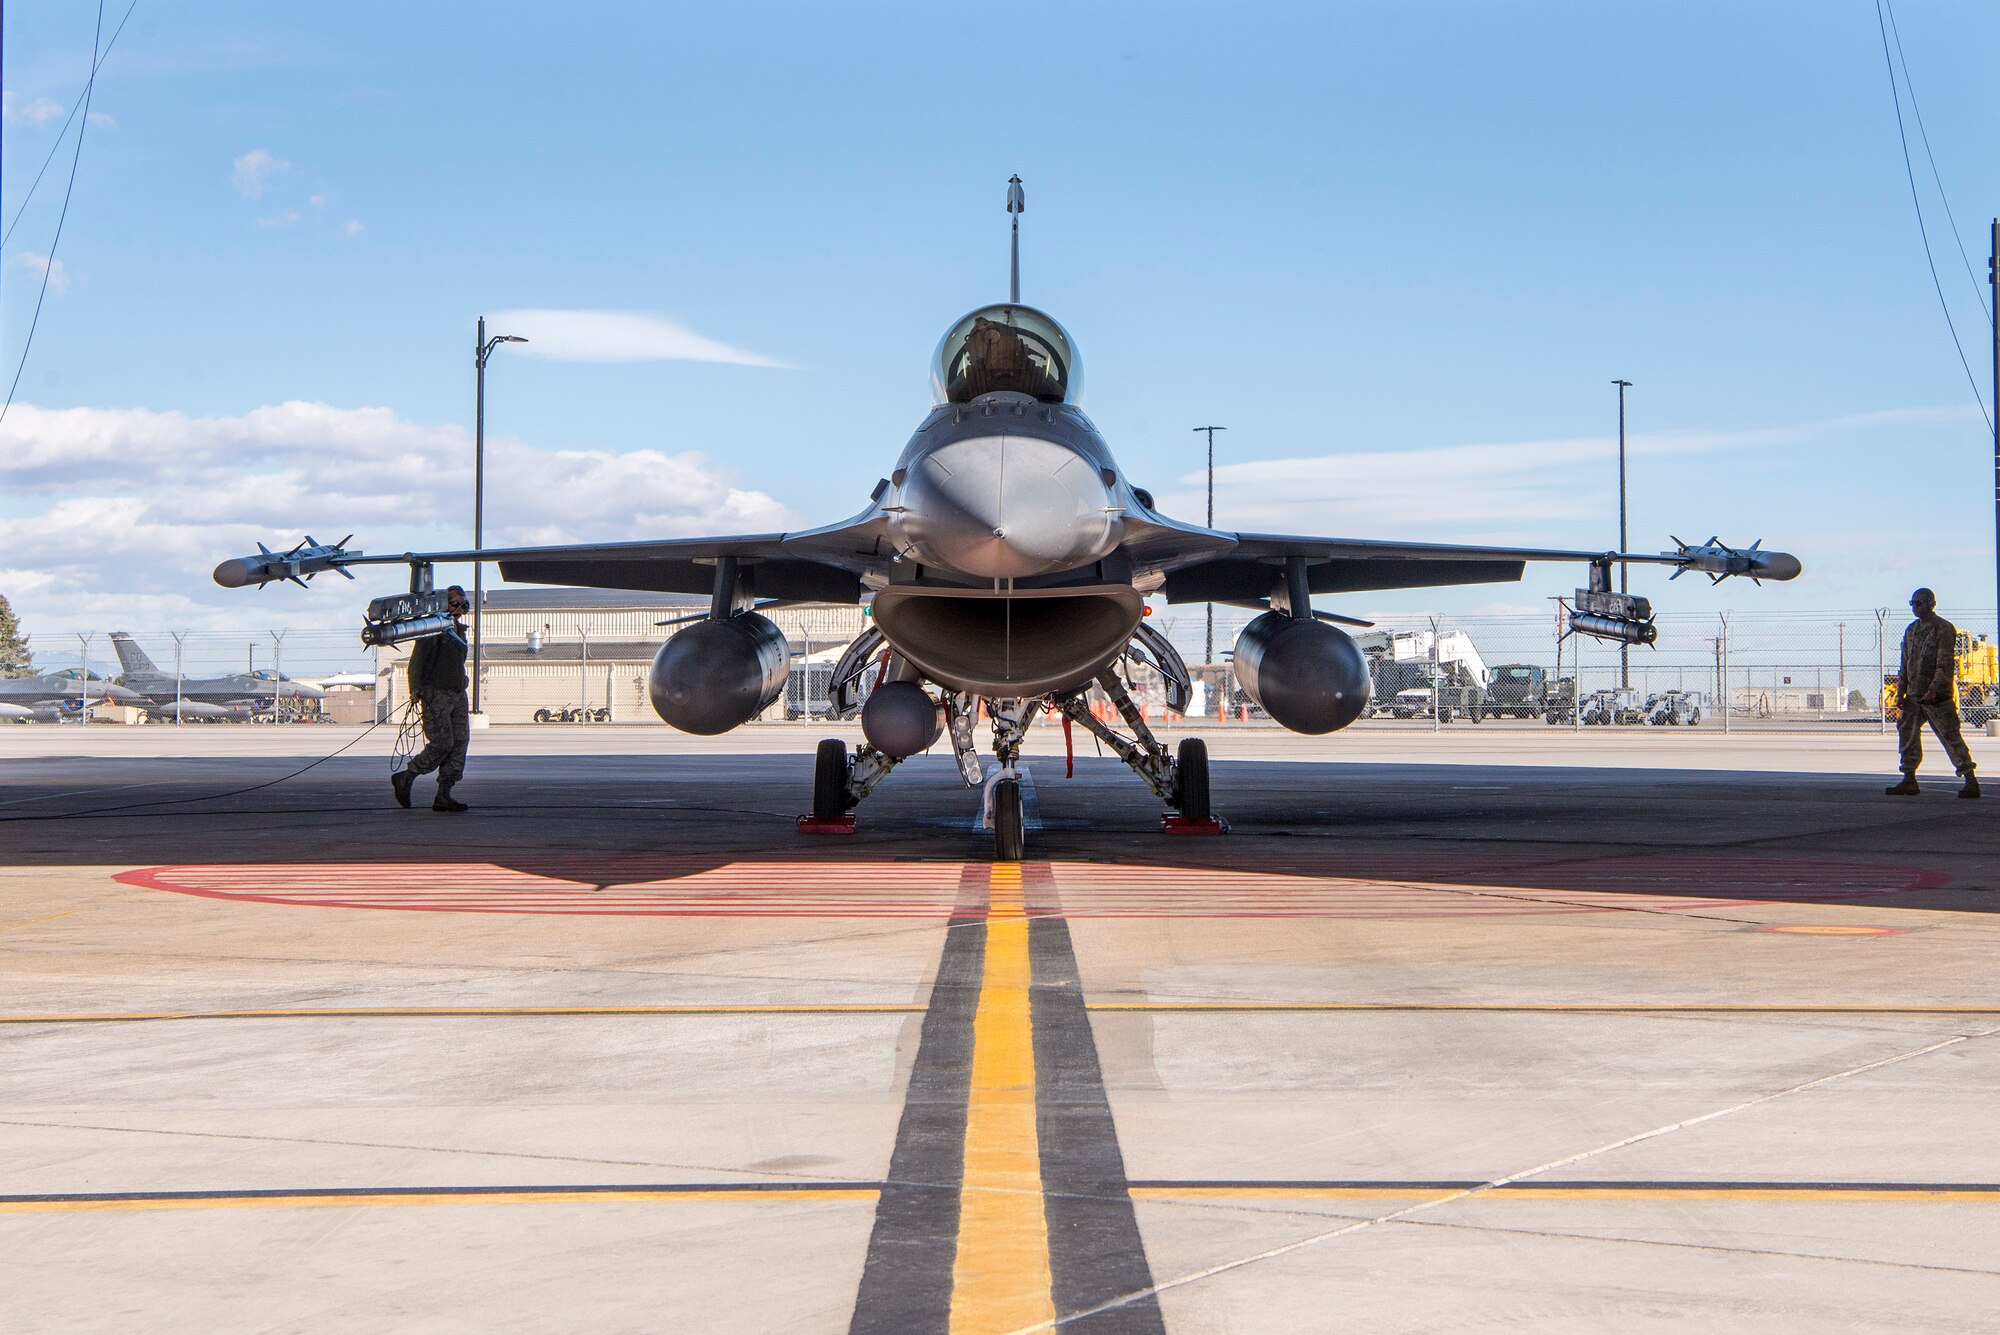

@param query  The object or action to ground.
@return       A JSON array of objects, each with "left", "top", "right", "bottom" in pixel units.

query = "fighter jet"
[
  {"left": 215, "top": 180, "right": 1799, "bottom": 858},
  {"left": 0, "top": 669, "right": 144, "bottom": 721},
  {"left": 108, "top": 632, "right": 324, "bottom": 721}
]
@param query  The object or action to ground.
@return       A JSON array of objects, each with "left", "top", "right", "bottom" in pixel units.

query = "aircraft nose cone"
[{"left": 893, "top": 435, "right": 1122, "bottom": 579}]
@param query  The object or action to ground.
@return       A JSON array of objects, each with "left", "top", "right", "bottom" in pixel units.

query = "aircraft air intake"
[
  {"left": 1231, "top": 612, "right": 1372, "bottom": 735},
  {"left": 870, "top": 585, "right": 1143, "bottom": 698},
  {"left": 647, "top": 612, "right": 790, "bottom": 735}
]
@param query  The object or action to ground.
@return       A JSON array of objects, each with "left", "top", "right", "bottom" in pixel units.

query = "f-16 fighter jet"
[
  {"left": 215, "top": 180, "right": 1799, "bottom": 859},
  {"left": 0, "top": 669, "right": 144, "bottom": 721},
  {"left": 108, "top": 633, "right": 324, "bottom": 721}
]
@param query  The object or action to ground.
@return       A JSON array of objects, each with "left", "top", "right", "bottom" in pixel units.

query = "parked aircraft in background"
[
  {"left": 213, "top": 180, "right": 1798, "bottom": 858},
  {"left": 0, "top": 670, "right": 144, "bottom": 721},
  {"left": 109, "top": 632, "right": 324, "bottom": 720}
]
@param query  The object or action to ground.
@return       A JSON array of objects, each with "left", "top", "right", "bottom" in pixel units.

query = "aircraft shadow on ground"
[{"left": 3, "top": 756, "right": 1976, "bottom": 918}]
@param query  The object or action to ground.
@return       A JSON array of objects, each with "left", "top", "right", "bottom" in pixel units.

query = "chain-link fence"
[
  {"left": 13, "top": 608, "right": 1997, "bottom": 732},
  {"left": 1147, "top": 606, "right": 1999, "bottom": 733}
]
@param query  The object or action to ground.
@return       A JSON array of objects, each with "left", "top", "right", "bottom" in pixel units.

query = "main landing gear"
[
  {"left": 1054, "top": 668, "right": 1223, "bottom": 838},
  {"left": 799, "top": 737, "right": 902, "bottom": 834},
  {"left": 803, "top": 668, "right": 1220, "bottom": 859}
]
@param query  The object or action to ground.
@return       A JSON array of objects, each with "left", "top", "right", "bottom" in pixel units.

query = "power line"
[
  {"left": 1882, "top": 0, "right": 1989, "bottom": 322},
  {"left": 0, "top": 0, "right": 106, "bottom": 428},
  {"left": 1, "top": 0, "right": 140, "bottom": 250},
  {"left": 1871, "top": 0, "right": 1991, "bottom": 432}
]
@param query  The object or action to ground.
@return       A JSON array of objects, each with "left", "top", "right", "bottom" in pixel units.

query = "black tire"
[
  {"left": 992, "top": 778, "right": 1024, "bottom": 862},
  {"left": 812, "top": 738, "right": 850, "bottom": 819},
  {"left": 1175, "top": 736, "right": 1211, "bottom": 822}
]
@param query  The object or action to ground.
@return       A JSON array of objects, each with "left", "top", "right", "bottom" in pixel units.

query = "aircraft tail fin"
[{"left": 109, "top": 632, "right": 163, "bottom": 679}]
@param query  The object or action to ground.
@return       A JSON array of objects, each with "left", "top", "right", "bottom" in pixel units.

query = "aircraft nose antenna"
[{"left": 1007, "top": 174, "right": 1024, "bottom": 302}]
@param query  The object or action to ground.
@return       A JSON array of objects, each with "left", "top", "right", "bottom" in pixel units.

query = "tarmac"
[{"left": 1, "top": 724, "right": 1996, "bottom": 1333}]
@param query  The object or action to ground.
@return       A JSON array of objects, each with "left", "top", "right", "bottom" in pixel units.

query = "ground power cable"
[
  {"left": 0, "top": 0, "right": 105, "bottom": 428},
  {"left": 0, "top": 714, "right": 391, "bottom": 823},
  {"left": 0, "top": 0, "right": 139, "bottom": 249},
  {"left": 1871, "top": 0, "right": 1992, "bottom": 431}
]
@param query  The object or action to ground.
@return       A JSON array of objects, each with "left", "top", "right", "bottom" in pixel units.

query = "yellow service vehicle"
[{"left": 1884, "top": 631, "right": 1999, "bottom": 725}]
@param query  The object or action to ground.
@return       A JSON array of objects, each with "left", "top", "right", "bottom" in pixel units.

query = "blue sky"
[{"left": 3, "top": 0, "right": 1997, "bottom": 639}]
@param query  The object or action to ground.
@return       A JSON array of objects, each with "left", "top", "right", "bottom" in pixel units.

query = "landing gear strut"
[
  {"left": 981, "top": 699, "right": 1031, "bottom": 862},
  {"left": 1055, "top": 669, "right": 1224, "bottom": 834},
  {"left": 991, "top": 776, "right": 1024, "bottom": 861},
  {"left": 800, "top": 737, "right": 904, "bottom": 834}
]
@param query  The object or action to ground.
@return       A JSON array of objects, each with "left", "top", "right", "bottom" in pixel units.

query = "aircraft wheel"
[
  {"left": 813, "top": 738, "right": 850, "bottom": 820},
  {"left": 992, "top": 778, "right": 1024, "bottom": 862},
  {"left": 1175, "top": 737, "right": 1211, "bottom": 822}
]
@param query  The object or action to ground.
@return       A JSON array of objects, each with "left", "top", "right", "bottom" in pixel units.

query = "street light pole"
[
  {"left": 473, "top": 318, "right": 528, "bottom": 717},
  {"left": 271, "top": 629, "right": 288, "bottom": 724},
  {"left": 77, "top": 632, "right": 93, "bottom": 727},
  {"left": 1612, "top": 379, "right": 1633, "bottom": 689},
  {"left": 171, "top": 631, "right": 186, "bottom": 725},
  {"left": 1193, "top": 425, "right": 1226, "bottom": 665}
]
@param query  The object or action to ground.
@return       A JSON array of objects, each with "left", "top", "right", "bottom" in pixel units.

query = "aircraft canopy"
[{"left": 931, "top": 304, "right": 1081, "bottom": 406}]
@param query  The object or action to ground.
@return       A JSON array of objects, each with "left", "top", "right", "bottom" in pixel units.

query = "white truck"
[{"left": 1355, "top": 629, "right": 1491, "bottom": 722}]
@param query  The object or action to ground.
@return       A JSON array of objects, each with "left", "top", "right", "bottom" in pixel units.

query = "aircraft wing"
[
  {"left": 214, "top": 512, "right": 891, "bottom": 603},
  {"left": 1160, "top": 532, "right": 1800, "bottom": 603}
]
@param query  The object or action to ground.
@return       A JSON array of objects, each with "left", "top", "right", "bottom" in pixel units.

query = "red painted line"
[{"left": 115, "top": 857, "right": 1952, "bottom": 920}]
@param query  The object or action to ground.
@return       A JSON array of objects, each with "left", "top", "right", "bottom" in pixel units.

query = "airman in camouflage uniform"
[{"left": 1886, "top": 588, "right": 1979, "bottom": 798}]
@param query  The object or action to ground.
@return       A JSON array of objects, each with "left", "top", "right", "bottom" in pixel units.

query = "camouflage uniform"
[
  {"left": 406, "top": 629, "right": 471, "bottom": 787},
  {"left": 1898, "top": 614, "right": 1976, "bottom": 778}
]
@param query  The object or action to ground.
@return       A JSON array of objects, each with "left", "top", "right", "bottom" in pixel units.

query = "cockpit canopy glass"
[{"left": 931, "top": 304, "right": 1082, "bottom": 406}]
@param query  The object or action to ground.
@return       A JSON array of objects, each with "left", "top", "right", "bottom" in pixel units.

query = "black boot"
[
  {"left": 391, "top": 768, "right": 414, "bottom": 809},
  {"left": 1961, "top": 772, "right": 1981, "bottom": 800},
  {"left": 433, "top": 783, "right": 468, "bottom": 813},
  {"left": 1884, "top": 775, "right": 1920, "bottom": 796}
]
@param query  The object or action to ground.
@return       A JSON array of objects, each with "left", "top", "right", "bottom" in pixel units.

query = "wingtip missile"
[
  {"left": 214, "top": 537, "right": 360, "bottom": 589},
  {"left": 1664, "top": 538, "right": 1800, "bottom": 583}
]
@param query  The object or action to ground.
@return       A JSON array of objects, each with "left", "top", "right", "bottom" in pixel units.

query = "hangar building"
[{"left": 375, "top": 589, "right": 867, "bottom": 725}]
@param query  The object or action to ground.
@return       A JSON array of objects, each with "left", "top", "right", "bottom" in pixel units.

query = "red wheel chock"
[
  {"left": 796, "top": 814, "right": 858, "bottom": 835},
  {"left": 1160, "top": 814, "right": 1227, "bottom": 835}
]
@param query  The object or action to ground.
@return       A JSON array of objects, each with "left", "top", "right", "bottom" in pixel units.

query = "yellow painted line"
[
  {"left": 1763, "top": 925, "right": 1905, "bottom": 936},
  {"left": 1087, "top": 1003, "right": 2000, "bottom": 1014},
  {"left": 0, "top": 1187, "right": 879, "bottom": 1215},
  {"left": 0, "top": 903, "right": 91, "bottom": 935},
  {"left": 0, "top": 891, "right": 150, "bottom": 935},
  {"left": 949, "top": 863, "right": 1055, "bottom": 1333},
  {"left": 1495, "top": 1186, "right": 1993, "bottom": 1201},
  {"left": 0, "top": 1004, "right": 924, "bottom": 1024},
  {"left": 17, "top": 1003, "right": 1993, "bottom": 1024},
  {"left": 1130, "top": 1186, "right": 2000, "bottom": 1202},
  {"left": 1131, "top": 1186, "right": 1459, "bottom": 1201}
]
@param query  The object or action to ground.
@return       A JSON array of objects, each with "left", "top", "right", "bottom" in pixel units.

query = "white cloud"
[
  {"left": 86, "top": 111, "right": 116, "bottom": 130},
  {"left": 256, "top": 210, "right": 301, "bottom": 228},
  {"left": 1166, "top": 407, "right": 1979, "bottom": 539},
  {"left": 0, "top": 401, "right": 801, "bottom": 636},
  {"left": 9, "top": 251, "right": 69, "bottom": 296},
  {"left": 3, "top": 93, "right": 64, "bottom": 127},
  {"left": 308, "top": 192, "right": 331, "bottom": 209},
  {"left": 487, "top": 309, "right": 789, "bottom": 368},
  {"left": 343, "top": 218, "right": 365, "bottom": 237},
  {"left": 232, "top": 148, "right": 291, "bottom": 199}
]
